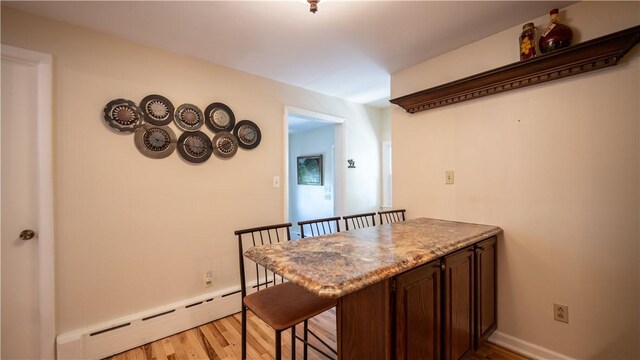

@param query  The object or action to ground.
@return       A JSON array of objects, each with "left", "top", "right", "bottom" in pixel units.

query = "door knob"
[{"left": 19, "top": 229, "right": 35, "bottom": 240}]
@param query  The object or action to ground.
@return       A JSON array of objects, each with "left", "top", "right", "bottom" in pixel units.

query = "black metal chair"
[
  {"left": 342, "top": 212, "right": 376, "bottom": 230},
  {"left": 378, "top": 209, "right": 406, "bottom": 225},
  {"left": 298, "top": 216, "right": 341, "bottom": 238},
  {"left": 236, "top": 223, "right": 337, "bottom": 360}
]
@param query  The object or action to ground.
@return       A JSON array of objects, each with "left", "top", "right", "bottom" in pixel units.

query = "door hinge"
[{"left": 391, "top": 278, "right": 396, "bottom": 292}]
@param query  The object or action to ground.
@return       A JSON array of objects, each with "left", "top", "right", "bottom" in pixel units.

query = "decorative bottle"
[
  {"left": 539, "top": 8, "right": 573, "bottom": 54},
  {"left": 519, "top": 22, "right": 537, "bottom": 60}
]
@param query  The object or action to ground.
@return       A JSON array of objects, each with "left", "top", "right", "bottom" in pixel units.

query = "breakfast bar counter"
[{"left": 244, "top": 218, "right": 503, "bottom": 359}]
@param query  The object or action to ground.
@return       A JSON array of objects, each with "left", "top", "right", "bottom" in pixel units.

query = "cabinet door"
[
  {"left": 444, "top": 247, "right": 475, "bottom": 360},
  {"left": 395, "top": 261, "right": 441, "bottom": 360},
  {"left": 475, "top": 236, "right": 497, "bottom": 348}
]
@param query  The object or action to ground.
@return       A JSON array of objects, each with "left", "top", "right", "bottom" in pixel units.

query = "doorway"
[
  {"left": 284, "top": 107, "right": 345, "bottom": 238},
  {"left": 1, "top": 44, "right": 55, "bottom": 359}
]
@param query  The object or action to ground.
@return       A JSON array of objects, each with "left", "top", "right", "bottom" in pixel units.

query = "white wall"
[
  {"left": 344, "top": 113, "right": 384, "bottom": 214},
  {"left": 391, "top": 2, "right": 639, "bottom": 359},
  {"left": 1, "top": 7, "right": 383, "bottom": 333},
  {"left": 381, "top": 107, "right": 392, "bottom": 142},
  {"left": 288, "top": 125, "right": 335, "bottom": 233}
]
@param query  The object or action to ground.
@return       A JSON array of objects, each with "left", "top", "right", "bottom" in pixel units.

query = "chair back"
[
  {"left": 298, "top": 216, "right": 341, "bottom": 238},
  {"left": 378, "top": 209, "right": 406, "bottom": 225},
  {"left": 235, "top": 223, "right": 292, "bottom": 299},
  {"left": 342, "top": 212, "right": 376, "bottom": 231}
]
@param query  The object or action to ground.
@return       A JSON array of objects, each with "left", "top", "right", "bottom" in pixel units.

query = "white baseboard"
[
  {"left": 489, "top": 330, "right": 576, "bottom": 360},
  {"left": 55, "top": 290, "right": 577, "bottom": 360},
  {"left": 56, "top": 286, "right": 242, "bottom": 359}
]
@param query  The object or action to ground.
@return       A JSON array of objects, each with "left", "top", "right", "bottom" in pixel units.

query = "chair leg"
[
  {"left": 241, "top": 306, "right": 247, "bottom": 360},
  {"left": 275, "top": 330, "right": 282, "bottom": 360},
  {"left": 291, "top": 324, "right": 296, "bottom": 360},
  {"left": 303, "top": 319, "right": 309, "bottom": 360}
]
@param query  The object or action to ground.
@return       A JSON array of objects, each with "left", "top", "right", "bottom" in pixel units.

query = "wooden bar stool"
[
  {"left": 342, "top": 212, "right": 376, "bottom": 230},
  {"left": 236, "top": 223, "right": 337, "bottom": 360},
  {"left": 378, "top": 209, "right": 406, "bottom": 225},
  {"left": 298, "top": 216, "right": 341, "bottom": 238}
]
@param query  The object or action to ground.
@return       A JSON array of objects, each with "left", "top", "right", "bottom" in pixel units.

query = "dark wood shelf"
[{"left": 390, "top": 25, "right": 640, "bottom": 114}]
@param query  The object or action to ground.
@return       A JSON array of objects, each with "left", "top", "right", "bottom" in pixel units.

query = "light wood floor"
[{"left": 105, "top": 309, "right": 529, "bottom": 360}]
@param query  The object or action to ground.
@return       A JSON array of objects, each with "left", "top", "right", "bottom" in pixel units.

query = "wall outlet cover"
[{"left": 553, "top": 303, "right": 568, "bottom": 323}]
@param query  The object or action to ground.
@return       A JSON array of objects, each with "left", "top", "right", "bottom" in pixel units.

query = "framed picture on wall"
[{"left": 297, "top": 155, "right": 323, "bottom": 185}]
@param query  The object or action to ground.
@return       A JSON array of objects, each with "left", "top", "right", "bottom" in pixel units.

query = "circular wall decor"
[
  {"left": 204, "top": 102, "right": 235, "bottom": 133},
  {"left": 103, "top": 99, "right": 144, "bottom": 132},
  {"left": 177, "top": 131, "right": 212, "bottom": 163},
  {"left": 174, "top": 104, "right": 204, "bottom": 132},
  {"left": 212, "top": 131, "right": 239, "bottom": 159},
  {"left": 134, "top": 124, "right": 177, "bottom": 159},
  {"left": 233, "top": 120, "right": 262, "bottom": 149},
  {"left": 140, "top": 94, "right": 174, "bottom": 126}
]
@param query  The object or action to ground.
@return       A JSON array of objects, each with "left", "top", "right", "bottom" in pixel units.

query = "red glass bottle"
[{"left": 539, "top": 8, "right": 573, "bottom": 54}]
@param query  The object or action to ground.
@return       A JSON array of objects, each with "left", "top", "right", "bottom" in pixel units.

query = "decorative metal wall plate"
[
  {"left": 233, "top": 120, "right": 261, "bottom": 149},
  {"left": 175, "top": 104, "right": 204, "bottom": 132},
  {"left": 177, "top": 131, "right": 212, "bottom": 163},
  {"left": 204, "top": 102, "right": 235, "bottom": 133},
  {"left": 103, "top": 99, "right": 144, "bottom": 132},
  {"left": 140, "top": 94, "right": 174, "bottom": 126},
  {"left": 212, "top": 131, "right": 239, "bottom": 159},
  {"left": 134, "top": 124, "right": 177, "bottom": 159}
]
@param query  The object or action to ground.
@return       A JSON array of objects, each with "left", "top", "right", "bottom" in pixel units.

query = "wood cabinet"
[
  {"left": 475, "top": 237, "right": 497, "bottom": 348},
  {"left": 443, "top": 247, "right": 475, "bottom": 360},
  {"left": 336, "top": 237, "right": 498, "bottom": 360},
  {"left": 337, "top": 279, "right": 392, "bottom": 360},
  {"left": 392, "top": 237, "right": 497, "bottom": 360},
  {"left": 395, "top": 260, "right": 442, "bottom": 360}
]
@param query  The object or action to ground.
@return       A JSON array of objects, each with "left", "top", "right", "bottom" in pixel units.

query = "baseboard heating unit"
[{"left": 56, "top": 286, "right": 241, "bottom": 359}]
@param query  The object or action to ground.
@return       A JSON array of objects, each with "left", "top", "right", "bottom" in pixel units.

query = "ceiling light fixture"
[{"left": 308, "top": 0, "right": 319, "bottom": 14}]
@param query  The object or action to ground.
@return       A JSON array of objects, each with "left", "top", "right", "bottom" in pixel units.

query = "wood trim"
[{"left": 390, "top": 25, "right": 640, "bottom": 113}]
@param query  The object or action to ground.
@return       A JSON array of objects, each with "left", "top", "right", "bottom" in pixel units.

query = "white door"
[{"left": 1, "top": 55, "right": 40, "bottom": 359}]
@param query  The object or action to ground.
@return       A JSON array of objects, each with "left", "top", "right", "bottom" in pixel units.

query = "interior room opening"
[{"left": 287, "top": 113, "right": 337, "bottom": 239}]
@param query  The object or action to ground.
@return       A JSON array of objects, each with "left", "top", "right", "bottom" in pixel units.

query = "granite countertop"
[{"left": 243, "top": 217, "right": 502, "bottom": 298}]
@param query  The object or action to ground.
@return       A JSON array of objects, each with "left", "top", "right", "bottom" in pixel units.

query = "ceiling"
[
  {"left": 288, "top": 113, "right": 334, "bottom": 134},
  {"left": 6, "top": 1, "right": 574, "bottom": 108}
]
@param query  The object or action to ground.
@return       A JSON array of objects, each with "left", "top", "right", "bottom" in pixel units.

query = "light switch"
[
  {"left": 445, "top": 171, "right": 454, "bottom": 184},
  {"left": 273, "top": 176, "right": 280, "bottom": 188}
]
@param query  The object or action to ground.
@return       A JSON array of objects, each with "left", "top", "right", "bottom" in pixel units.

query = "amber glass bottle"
[
  {"left": 539, "top": 8, "right": 573, "bottom": 54},
  {"left": 519, "top": 22, "right": 537, "bottom": 60}
]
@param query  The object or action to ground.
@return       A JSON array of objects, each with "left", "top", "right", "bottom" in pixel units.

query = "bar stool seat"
[
  {"left": 236, "top": 223, "right": 338, "bottom": 359},
  {"left": 244, "top": 282, "right": 336, "bottom": 331}
]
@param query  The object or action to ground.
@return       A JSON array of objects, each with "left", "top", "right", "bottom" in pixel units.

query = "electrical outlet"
[
  {"left": 445, "top": 171, "right": 454, "bottom": 184},
  {"left": 204, "top": 271, "right": 213, "bottom": 288},
  {"left": 554, "top": 303, "right": 569, "bottom": 323}
]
